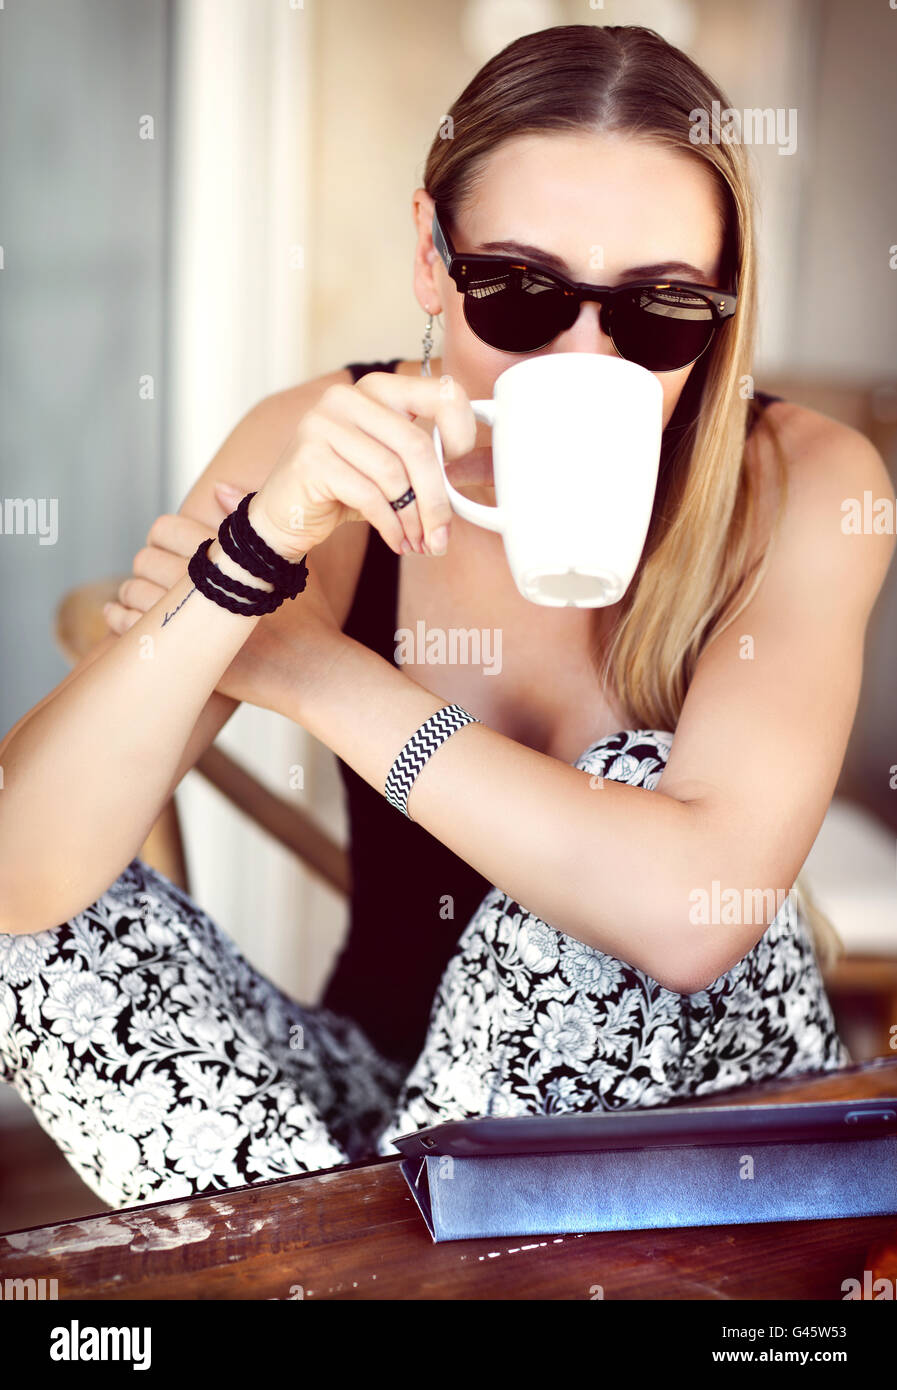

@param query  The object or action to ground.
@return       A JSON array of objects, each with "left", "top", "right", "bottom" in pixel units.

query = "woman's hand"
[
  {"left": 103, "top": 511, "right": 214, "bottom": 638},
  {"left": 247, "top": 372, "right": 478, "bottom": 561},
  {"left": 103, "top": 498, "right": 342, "bottom": 708}
]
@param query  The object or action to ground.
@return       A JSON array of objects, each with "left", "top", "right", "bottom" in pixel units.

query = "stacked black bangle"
[
  {"left": 221, "top": 492, "right": 309, "bottom": 599},
  {"left": 187, "top": 491, "right": 309, "bottom": 617},
  {"left": 187, "top": 539, "right": 283, "bottom": 615}
]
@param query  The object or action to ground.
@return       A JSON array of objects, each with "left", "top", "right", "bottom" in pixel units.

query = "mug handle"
[{"left": 431, "top": 400, "right": 504, "bottom": 533}]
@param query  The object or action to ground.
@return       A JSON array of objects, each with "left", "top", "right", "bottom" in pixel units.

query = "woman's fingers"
[
  {"left": 214, "top": 482, "right": 243, "bottom": 510},
  {"left": 104, "top": 509, "right": 228, "bottom": 635},
  {"left": 250, "top": 371, "right": 479, "bottom": 560},
  {"left": 115, "top": 575, "right": 168, "bottom": 614},
  {"left": 353, "top": 371, "right": 477, "bottom": 462},
  {"left": 131, "top": 545, "right": 188, "bottom": 591},
  {"left": 319, "top": 374, "right": 477, "bottom": 553},
  {"left": 306, "top": 413, "right": 425, "bottom": 551},
  {"left": 302, "top": 447, "right": 415, "bottom": 555},
  {"left": 102, "top": 600, "right": 143, "bottom": 634},
  {"left": 126, "top": 516, "right": 213, "bottom": 608},
  {"left": 144, "top": 512, "right": 217, "bottom": 557},
  {"left": 104, "top": 569, "right": 169, "bottom": 632}
]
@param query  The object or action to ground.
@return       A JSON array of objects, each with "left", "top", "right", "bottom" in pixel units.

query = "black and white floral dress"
[
  {"left": 0, "top": 729, "right": 849, "bottom": 1207},
  {"left": 375, "top": 729, "right": 850, "bottom": 1150}
]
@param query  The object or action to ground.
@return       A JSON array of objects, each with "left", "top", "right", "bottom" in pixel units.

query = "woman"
[{"left": 0, "top": 25, "right": 892, "bottom": 1208}]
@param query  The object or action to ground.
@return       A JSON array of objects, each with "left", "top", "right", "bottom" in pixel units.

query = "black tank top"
[{"left": 320, "top": 358, "right": 782, "bottom": 1068}]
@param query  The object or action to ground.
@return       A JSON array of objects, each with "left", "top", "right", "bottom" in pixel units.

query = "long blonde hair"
[{"left": 423, "top": 23, "right": 842, "bottom": 968}]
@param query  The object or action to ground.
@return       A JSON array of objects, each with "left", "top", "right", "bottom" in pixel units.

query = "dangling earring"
[{"left": 421, "top": 307, "right": 435, "bottom": 377}]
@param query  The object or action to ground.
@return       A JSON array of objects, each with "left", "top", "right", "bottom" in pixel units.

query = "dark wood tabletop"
[{"left": 1, "top": 1057, "right": 895, "bottom": 1300}]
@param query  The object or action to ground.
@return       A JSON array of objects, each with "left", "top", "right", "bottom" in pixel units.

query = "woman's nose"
[{"left": 552, "top": 300, "right": 617, "bottom": 357}]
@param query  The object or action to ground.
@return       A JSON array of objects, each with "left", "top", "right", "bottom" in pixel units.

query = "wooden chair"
[{"left": 53, "top": 373, "right": 897, "bottom": 1058}]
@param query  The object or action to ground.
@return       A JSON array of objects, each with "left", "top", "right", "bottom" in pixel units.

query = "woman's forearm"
[
  {"left": 0, "top": 539, "right": 270, "bottom": 933},
  {"left": 271, "top": 634, "right": 712, "bottom": 993}
]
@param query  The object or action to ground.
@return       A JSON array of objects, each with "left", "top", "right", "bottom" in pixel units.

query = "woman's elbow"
[
  {"left": 627, "top": 916, "right": 724, "bottom": 995},
  {"left": 653, "top": 955, "right": 720, "bottom": 996}
]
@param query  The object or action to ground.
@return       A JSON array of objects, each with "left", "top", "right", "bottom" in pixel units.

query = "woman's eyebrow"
[{"left": 475, "top": 238, "right": 713, "bottom": 283}]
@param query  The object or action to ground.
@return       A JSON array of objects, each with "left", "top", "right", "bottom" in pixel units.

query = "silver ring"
[{"left": 390, "top": 486, "right": 416, "bottom": 511}]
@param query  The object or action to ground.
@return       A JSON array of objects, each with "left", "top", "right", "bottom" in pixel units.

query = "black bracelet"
[
  {"left": 217, "top": 511, "right": 307, "bottom": 599},
  {"left": 221, "top": 492, "right": 309, "bottom": 598},
  {"left": 187, "top": 539, "right": 283, "bottom": 616}
]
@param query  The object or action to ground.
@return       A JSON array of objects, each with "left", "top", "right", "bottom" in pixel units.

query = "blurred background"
[{"left": 0, "top": 0, "right": 895, "bottom": 1227}]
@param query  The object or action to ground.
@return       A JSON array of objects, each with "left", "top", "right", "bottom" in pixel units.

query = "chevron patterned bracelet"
[{"left": 384, "top": 704, "right": 480, "bottom": 819}]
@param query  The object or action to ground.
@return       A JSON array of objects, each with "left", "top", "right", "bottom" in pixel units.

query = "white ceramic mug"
[{"left": 432, "top": 353, "right": 664, "bottom": 606}]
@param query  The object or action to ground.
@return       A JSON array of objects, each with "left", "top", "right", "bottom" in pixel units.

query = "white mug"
[{"left": 432, "top": 353, "right": 664, "bottom": 607}]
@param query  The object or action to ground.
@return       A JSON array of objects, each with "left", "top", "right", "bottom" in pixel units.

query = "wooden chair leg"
[{"left": 194, "top": 745, "right": 350, "bottom": 897}]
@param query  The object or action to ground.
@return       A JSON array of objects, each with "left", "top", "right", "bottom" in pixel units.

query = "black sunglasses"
[{"left": 432, "top": 204, "right": 737, "bottom": 372}]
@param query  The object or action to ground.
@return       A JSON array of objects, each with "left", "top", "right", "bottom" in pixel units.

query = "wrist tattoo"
[{"left": 161, "top": 587, "right": 197, "bottom": 627}]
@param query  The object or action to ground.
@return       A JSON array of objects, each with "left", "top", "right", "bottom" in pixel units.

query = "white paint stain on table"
[
  {"left": 0, "top": 1198, "right": 276, "bottom": 1257},
  {"left": 476, "top": 1238, "right": 570, "bottom": 1260}
]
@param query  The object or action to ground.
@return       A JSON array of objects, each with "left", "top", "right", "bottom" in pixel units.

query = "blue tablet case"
[{"left": 399, "top": 1135, "right": 897, "bottom": 1243}]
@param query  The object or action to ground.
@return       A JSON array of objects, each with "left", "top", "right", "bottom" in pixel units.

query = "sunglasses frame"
[{"left": 431, "top": 203, "right": 738, "bottom": 370}]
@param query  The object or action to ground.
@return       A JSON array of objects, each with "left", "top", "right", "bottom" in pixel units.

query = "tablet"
[{"left": 390, "top": 1096, "right": 897, "bottom": 1158}]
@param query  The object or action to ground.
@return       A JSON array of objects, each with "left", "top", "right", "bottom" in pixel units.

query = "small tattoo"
[{"left": 161, "top": 587, "right": 196, "bottom": 626}]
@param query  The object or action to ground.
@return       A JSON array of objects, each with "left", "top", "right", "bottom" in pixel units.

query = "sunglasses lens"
[
  {"left": 459, "top": 257, "right": 721, "bottom": 369},
  {"left": 609, "top": 287, "right": 717, "bottom": 371},
  {"left": 463, "top": 266, "right": 575, "bottom": 352}
]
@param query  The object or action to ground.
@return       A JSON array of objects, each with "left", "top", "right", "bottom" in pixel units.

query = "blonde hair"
[{"left": 423, "top": 23, "right": 842, "bottom": 968}]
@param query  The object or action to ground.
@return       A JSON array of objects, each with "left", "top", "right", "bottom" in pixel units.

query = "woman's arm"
[
  {"left": 271, "top": 634, "right": 705, "bottom": 991},
  {"left": 0, "top": 522, "right": 322, "bottom": 935},
  {"left": 0, "top": 397, "right": 357, "bottom": 936},
  {"left": 0, "top": 370, "right": 360, "bottom": 935},
  {"left": 0, "top": 629, "right": 240, "bottom": 832},
  {"left": 266, "top": 417, "right": 894, "bottom": 994}
]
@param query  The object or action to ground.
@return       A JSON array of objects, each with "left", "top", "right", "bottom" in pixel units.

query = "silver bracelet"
[{"left": 384, "top": 703, "right": 480, "bottom": 819}]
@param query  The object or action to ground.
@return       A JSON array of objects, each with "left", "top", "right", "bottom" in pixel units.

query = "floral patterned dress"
[
  {"left": 0, "top": 729, "right": 849, "bottom": 1208},
  {"left": 0, "top": 862, "right": 406, "bottom": 1206},
  {"left": 375, "top": 729, "right": 851, "bottom": 1151}
]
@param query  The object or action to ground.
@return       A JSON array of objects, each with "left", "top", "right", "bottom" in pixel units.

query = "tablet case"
[{"left": 399, "top": 1133, "right": 897, "bottom": 1243}]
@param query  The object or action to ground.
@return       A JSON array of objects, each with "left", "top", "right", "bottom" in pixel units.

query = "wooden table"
[{"left": 1, "top": 1058, "right": 895, "bottom": 1300}]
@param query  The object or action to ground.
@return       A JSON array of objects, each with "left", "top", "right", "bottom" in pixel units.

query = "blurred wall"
[
  {"left": 165, "top": 0, "right": 320, "bottom": 1000},
  {"left": 0, "top": 0, "right": 170, "bottom": 736},
  {"left": 789, "top": 0, "right": 897, "bottom": 378}
]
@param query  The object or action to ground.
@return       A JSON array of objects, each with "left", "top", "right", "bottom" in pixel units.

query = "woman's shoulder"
[
  {"left": 743, "top": 394, "right": 895, "bottom": 596},
  {"left": 746, "top": 395, "right": 891, "bottom": 509},
  {"left": 248, "top": 365, "right": 359, "bottom": 427}
]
